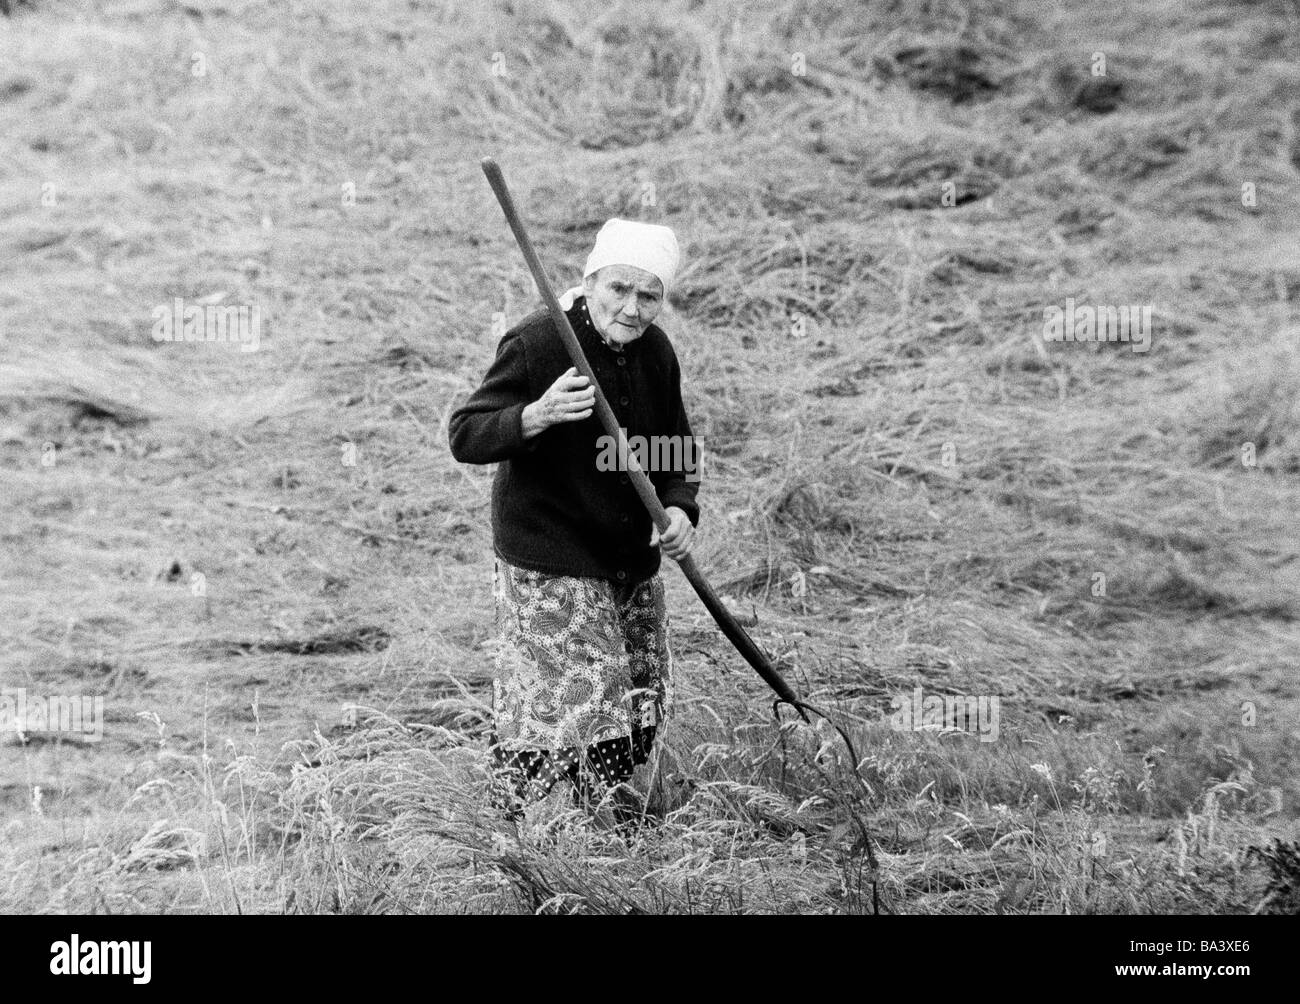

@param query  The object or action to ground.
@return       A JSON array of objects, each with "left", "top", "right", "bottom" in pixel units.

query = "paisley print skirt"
[
  {"left": 487, "top": 557, "right": 672, "bottom": 803},
  {"left": 490, "top": 557, "right": 672, "bottom": 749}
]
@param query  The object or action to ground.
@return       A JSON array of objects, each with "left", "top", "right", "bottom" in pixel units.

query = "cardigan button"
[
  {"left": 619, "top": 396, "right": 629, "bottom": 406},
  {"left": 616, "top": 570, "right": 627, "bottom": 581},
  {"left": 616, "top": 356, "right": 627, "bottom": 366}
]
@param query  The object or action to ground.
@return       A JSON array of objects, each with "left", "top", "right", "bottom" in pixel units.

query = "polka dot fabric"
[{"left": 488, "top": 725, "right": 657, "bottom": 813}]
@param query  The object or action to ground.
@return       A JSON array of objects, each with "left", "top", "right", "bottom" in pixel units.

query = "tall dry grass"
[{"left": 1, "top": 0, "right": 1298, "bottom": 913}]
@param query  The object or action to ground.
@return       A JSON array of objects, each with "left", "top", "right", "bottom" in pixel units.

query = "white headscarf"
[{"left": 558, "top": 218, "right": 681, "bottom": 310}]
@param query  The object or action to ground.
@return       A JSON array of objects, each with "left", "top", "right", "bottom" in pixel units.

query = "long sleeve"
[
  {"left": 651, "top": 351, "right": 701, "bottom": 527},
  {"left": 453, "top": 303, "right": 698, "bottom": 583},
  {"left": 448, "top": 330, "right": 538, "bottom": 465}
]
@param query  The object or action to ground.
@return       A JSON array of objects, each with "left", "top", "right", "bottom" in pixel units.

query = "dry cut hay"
[
  {"left": 0, "top": 349, "right": 159, "bottom": 426},
  {"left": 438, "top": 1, "right": 730, "bottom": 149},
  {"left": 1187, "top": 326, "right": 1300, "bottom": 474},
  {"left": 0, "top": 342, "right": 317, "bottom": 434}
]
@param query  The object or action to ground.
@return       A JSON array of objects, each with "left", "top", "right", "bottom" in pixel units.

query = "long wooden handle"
[{"left": 480, "top": 157, "right": 807, "bottom": 719}]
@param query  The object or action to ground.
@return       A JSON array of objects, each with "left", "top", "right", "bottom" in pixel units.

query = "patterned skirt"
[{"left": 487, "top": 556, "right": 673, "bottom": 808}]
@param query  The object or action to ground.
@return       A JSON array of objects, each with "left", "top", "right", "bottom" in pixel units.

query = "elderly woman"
[{"left": 448, "top": 218, "right": 700, "bottom": 824}]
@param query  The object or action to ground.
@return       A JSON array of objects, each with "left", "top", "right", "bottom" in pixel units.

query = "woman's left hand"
[{"left": 651, "top": 506, "right": 695, "bottom": 561}]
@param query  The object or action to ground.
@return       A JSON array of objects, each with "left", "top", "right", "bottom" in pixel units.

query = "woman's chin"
[{"left": 603, "top": 324, "right": 643, "bottom": 345}]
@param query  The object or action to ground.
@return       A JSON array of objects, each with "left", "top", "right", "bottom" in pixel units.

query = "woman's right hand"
[{"left": 522, "top": 367, "right": 596, "bottom": 438}]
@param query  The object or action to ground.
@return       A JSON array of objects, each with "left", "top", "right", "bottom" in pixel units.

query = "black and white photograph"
[{"left": 1, "top": 0, "right": 1297, "bottom": 945}]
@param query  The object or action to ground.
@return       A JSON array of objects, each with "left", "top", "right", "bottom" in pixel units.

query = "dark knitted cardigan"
[{"left": 448, "top": 295, "right": 701, "bottom": 584}]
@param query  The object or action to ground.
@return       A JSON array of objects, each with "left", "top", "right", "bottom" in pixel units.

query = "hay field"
[{"left": 2, "top": 0, "right": 1299, "bottom": 913}]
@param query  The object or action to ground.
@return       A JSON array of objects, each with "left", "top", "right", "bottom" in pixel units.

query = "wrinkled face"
[{"left": 583, "top": 264, "right": 664, "bottom": 348}]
